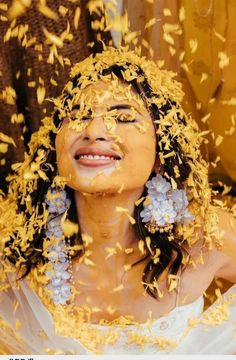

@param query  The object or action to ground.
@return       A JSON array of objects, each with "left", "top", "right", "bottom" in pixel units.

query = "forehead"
[{"left": 73, "top": 78, "right": 147, "bottom": 111}]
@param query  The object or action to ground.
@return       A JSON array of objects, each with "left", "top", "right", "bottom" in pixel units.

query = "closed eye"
[
  {"left": 117, "top": 119, "right": 136, "bottom": 123},
  {"left": 115, "top": 114, "right": 137, "bottom": 123},
  {"left": 71, "top": 115, "right": 91, "bottom": 122},
  {"left": 71, "top": 105, "right": 92, "bottom": 122}
]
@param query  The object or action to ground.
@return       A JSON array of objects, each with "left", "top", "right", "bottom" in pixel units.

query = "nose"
[{"left": 82, "top": 116, "right": 108, "bottom": 142}]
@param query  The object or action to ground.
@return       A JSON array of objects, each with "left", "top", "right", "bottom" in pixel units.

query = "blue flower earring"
[{"left": 140, "top": 174, "right": 194, "bottom": 234}]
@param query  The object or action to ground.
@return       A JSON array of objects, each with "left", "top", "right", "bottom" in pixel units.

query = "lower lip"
[{"left": 75, "top": 157, "right": 118, "bottom": 167}]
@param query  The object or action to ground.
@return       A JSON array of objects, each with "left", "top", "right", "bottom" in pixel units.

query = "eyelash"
[
  {"left": 115, "top": 115, "right": 136, "bottom": 123},
  {"left": 69, "top": 115, "right": 137, "bottom": 123},
  {"left": 70, "top": 116, "right": 90, "bottom": 121},
  {"left": 117, "top": 119, "right": 136, "bottom": 123}
]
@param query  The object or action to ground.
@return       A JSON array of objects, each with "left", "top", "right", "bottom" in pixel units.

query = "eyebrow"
[
  {"left": 108, "top": 104, "right": 141, "bottom": 113},
  {"left": 71, "top": 104, "right": 80, "bottom": 111},
  {"left": 71, "top": 103, "right": 141, "bottom": 113}
]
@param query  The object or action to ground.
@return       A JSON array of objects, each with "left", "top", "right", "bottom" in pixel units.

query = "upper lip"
[{"left": 74, "top": 147, "right": 122, "bottom": 160}]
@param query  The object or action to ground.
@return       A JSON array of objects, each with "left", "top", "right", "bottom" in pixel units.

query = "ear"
[{"left": 153, "top": 156, "right": 163, "bottom": 175}]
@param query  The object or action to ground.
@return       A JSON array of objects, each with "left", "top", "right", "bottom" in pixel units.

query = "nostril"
[{"left": 83, "top": 136, "right": 107, "bottom": 141}]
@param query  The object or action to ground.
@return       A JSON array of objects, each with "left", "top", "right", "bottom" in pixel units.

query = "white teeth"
[{"left": 79, "top": 154, "right": 115, "bottom": 160}]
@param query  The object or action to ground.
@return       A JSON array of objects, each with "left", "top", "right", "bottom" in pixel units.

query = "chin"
[{"left": 66, "top": 177, "right": 119, "bottom": 194}]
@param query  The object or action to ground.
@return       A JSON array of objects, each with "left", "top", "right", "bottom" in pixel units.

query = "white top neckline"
[{"left": 89, "top": 295, "right": 204, "bottom": 329}]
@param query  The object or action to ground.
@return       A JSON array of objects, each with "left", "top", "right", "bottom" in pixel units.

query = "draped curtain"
[
  {"left": 0, "top": 0, "right": 102, "bottom": 192},
  {"left": 123, "top": 0, "right": 236, "bottom": 188}
]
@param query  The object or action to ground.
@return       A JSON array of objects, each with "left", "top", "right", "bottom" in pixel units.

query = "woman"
[{"left": 0, "top": 47, "right": 236, "bottom": 355}]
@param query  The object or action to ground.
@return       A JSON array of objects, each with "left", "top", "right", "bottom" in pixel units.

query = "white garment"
[
  {"left": 87, "top": 296, "right": 204, "bottom": 354},
  {"left": 0, "top": 278, "right": 236, "bottom": 355}
]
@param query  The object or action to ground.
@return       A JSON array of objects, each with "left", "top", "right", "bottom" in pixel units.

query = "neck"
[{"left": 74, "top": 189, "right": 144, "bottom": 264}]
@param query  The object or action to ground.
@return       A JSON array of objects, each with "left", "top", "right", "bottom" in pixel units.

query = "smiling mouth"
[{"left": 74, "top": 150, "right": 122, "bottom": 167}]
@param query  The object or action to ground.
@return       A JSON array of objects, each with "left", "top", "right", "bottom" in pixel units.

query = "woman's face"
[{"left": 55, "top": 79, "right": 157, "bottom": 194}]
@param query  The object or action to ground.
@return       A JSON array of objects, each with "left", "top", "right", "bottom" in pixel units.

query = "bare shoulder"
[
  {"left": 181, "top": 205, "right": 236, "bottom": 283},
  {"left": 208, "top": 206, "right": 236, "bottom": 282},
  {"left": 177, "top": 208, "right": 236, "bottom": 302}
]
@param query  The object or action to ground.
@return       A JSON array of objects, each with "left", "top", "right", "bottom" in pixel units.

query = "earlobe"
[{"left": 153, "top": 156, "right": 163, "bottom": 175}]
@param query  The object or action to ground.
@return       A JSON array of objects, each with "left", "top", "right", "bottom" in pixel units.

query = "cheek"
[
  {"left": 125, "top": 126, "right": 156, "bottom": 156},
  {"left": 119, "top": 128, "right": 156, "bottom": 177},
  {"left": 55, "top": 129, "right": 74, "bottom": 176},
  {"left": 130, "top": 140, "right": 156, "bottom": 177}
]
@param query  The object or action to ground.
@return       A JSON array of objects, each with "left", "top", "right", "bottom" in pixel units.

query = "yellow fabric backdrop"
[{"left": 124, "top": 0, "right": 236, "bottom": 186}]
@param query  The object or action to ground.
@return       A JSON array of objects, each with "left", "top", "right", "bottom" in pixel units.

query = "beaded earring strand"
[{"left": 45, "top": 188, "right": 73, "bottom": 305}]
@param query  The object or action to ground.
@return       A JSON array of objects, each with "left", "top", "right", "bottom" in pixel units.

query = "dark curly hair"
[{"left": 5, "top": 61, "right": 194, "bottom": 299}]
